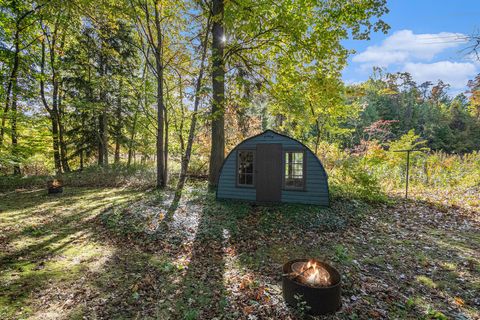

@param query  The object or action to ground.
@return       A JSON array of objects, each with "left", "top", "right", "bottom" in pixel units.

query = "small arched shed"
[{"left": 216, "top": 130, "right": 329, "bottom": 205}]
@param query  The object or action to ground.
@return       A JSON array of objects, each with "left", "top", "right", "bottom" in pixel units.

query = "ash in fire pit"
[{"left": 283, "top": 258, "right": 341, "bottom": 315}]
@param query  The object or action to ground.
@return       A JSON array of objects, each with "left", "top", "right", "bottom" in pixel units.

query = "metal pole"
[{"left": 405, "top": 150, "right": 410, "bottom": 199}]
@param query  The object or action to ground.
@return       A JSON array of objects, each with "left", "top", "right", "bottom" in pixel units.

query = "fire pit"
[
  {"left": 47, "top": 179, "right": 63, "bottom": 194},
  {"left": 282, "top": 258, "right": 341, "bottom": 315}
]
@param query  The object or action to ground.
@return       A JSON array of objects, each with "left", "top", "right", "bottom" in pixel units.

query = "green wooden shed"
[{"left": 216, "top": 130, "right": 329, "bottom": 205}]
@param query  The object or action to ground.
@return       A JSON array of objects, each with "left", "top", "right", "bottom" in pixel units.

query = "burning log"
[{"left": 282, "top": 258, "right": 341, "bottom": 315}]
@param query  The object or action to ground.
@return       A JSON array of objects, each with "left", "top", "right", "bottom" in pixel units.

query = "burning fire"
[
  {"left": 291, "top": 259, "right": 332, "bottom": 287},
  {"left": 49, "top": 179, "right": 62, "bottom": 187}
]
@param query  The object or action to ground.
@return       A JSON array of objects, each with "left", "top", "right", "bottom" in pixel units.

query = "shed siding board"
[
  {"left": 217, "top": 153, "right": 256, "bottom": 201},
  {"left": 217, "top": 131, "right": 329, "bottom": 205}
]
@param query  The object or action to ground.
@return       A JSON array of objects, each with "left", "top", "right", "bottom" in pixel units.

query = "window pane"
[
  {"left": 245, "top": 161, "right": 253, "bottom": 174},
  {"left": 293, "top": 163, "right": 303, "bottom": 176},
  {"left": 238, "top": 151, "right": 254, "bottom": 185},
  {"left": 285, "top": 151, "right": 304, "bottom": 188},
  {"left": 293, "top": 152, "right": 303, "bottom": 162}
]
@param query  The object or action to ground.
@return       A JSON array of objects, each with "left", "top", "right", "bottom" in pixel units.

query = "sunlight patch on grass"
[{"left": 416, "top": 275, "right": 437, "bottom": 289}]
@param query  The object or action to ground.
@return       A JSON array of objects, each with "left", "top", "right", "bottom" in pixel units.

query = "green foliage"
[
  {"left": 333, "top": 244, "right": 352, "bottom": 264},
  {"left": 323, "top": 143, "right": 388, "bottom": 203},
  {"left": 346, "top": 72, "right": 480, "bottom": 153}
]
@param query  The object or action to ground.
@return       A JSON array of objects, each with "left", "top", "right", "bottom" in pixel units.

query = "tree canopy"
[{"left": 1, "top": 0, "right": 479, "bottom": 182}]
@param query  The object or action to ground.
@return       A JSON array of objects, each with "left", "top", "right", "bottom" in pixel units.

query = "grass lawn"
[{"left": 0, "top": 185, "right": 478, "bottom": 319}]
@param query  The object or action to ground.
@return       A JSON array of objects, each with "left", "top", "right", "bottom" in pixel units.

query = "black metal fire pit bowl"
[{"left": 282, "top": 259, "right": 341, "bottom": 315}]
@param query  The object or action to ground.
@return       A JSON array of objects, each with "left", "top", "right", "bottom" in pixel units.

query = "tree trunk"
[
  {"left": 40, "top": 23, "right": 64, "bottom": 174},
  {"left": 1, "top": 27, "right": 20, "bottom": 146},
  {"left": 164, "top": 109, "right": 168, "bottom": 184},
  {"left": 98, "top": 51, "right": 108, "bottom": 166},
  {"left": 58, "top": 84, "right": 70, "bottom": 172},
  {"left": 208, "top": 0, "right": 225, "bottom": 188},
  {"left": 9, "top": 23, "right": 22, "bottom": 174},
  {"left": 114, "top": 80, "right": 123, "bottom": 164},
  {"left": 127, "top": 110, "right": 138, "bottom": 167},
  {"left": 80, "top": 149, "right": 84, "bottom": 171},
  {"left": 98, "top": 112, "right": 108, "bottom": 166},
  {"left": 114, "top": 136, "right": 121, "bottom": 164},
  {"left": 98, "top": 116, "right": 104, "bottom": 165},
  {"left": 11, "top": 94, "right": 20, "bottom": 175},
  {"left": 176, "top": 16, "right": 210, "bottom": 195},
  {"left": 51, "top": 114, "right": 62, "bottom": 173},
  {"left": 59, "top": 118, "right": 69, "bottom": 172},
  {"left": 154, "top": 1, "right": 166, "bottom": 189}
]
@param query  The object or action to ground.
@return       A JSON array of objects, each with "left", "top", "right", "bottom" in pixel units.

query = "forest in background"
[{"left": 1, "top": 0, "right": 480, "bottom": 200}]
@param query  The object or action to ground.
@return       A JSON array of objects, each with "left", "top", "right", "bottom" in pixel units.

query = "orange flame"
[{"left": 292, "top": 259, "right": 332, "bottom": 287}]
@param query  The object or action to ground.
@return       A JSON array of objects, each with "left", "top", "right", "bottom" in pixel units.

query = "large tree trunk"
[
  {"left": 98, "top": 52, "right": 108, "bottom": 166},
  {"left": 208, "top": 0, "right": 225, "bottom": 188},
  {"left": 58, "top": 83, "right": 70, "bottom": 172},
  {"left": 154, "top": 1, "right": 166, "bottom": 189},
  {"left": 58, "top": 116, "right": 69, "bottom": 172},
  {"left": 51, "top": 114, "right": 62, "bottom": 173},
  {"left": 51, "top": 82, "right": 62, "bottom": 173}
]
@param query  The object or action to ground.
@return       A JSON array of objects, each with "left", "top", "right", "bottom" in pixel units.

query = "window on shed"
[
  {"left": 237, "top": 150, "right": 254, "bottom": 186},
  {"left": 285, "top": 151, "right": 304, "bottom": 189}
]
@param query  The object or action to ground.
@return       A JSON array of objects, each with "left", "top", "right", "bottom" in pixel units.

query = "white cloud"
[
  {"left": 353, "top": 30, "right": 468, "bottom": 67},
  {"left": 403, "top": 61, "right": 477, "bottom": 90},
  {"left": 465, "top": 52, "right": 480, "bottom": 66}
]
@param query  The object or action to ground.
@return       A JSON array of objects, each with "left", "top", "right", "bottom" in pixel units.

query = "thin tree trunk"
[
  {"left": 8, "top": 22, "right": 20, "bottom": 173},
  {"left": 309, "top": 102, "right": 321, "bottom": 155},
  {"left": 59, "top": 117, "right": 69, "bottom": 171},
  {"left": 164, "top": 107, "right": 168, "bottom": 184},
  {"left": 58, "top": 83, "right": 70, "bottom": 172},
  {"left": 51, "top": 116, "right": 62, "bottom": 172},
  {"left": 80, "top": 115, "right": 85, "bottom": 171},
  {"left": 114, "top": 134, "right": 121, "bottom": 164},
  {"left": 98, "top": 51, "right": 108, "bottom": 166},
  {"left": 98, "top": 116, "right": 104, "bottom": 165},
  {"left": 176, "top": 16, "right": 210, "bottom": 194},
  {"left": 40, "top": 22, "right": 63, "bottom": 174},
  {"left": 1, "top": 3, "right": 47, "bottom": 145},
  {"left": 11, "top": 94, "right": 20, "bottom": 175},
  {"left": 1, "top": 27, "right": 20, "bottom": 146},
  {"left": 114, "top": 80, "right": 123, "bottom": 164},
  {"left": 79, "top": 149, "right": 84, "bottom": 171},
  {"left": 127, "top": 110, "right": 138, "bottom": 166},
  {"left": 208, "top": 0, "right": 225, "bottom": 188}
]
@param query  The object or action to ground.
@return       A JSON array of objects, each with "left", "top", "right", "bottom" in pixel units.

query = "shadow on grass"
[
  {"left": 3, "top": 185, "right": 477, "bottom": 319},
  {"left": 0, "top": 187, "right": 142, "bottom": 319}
]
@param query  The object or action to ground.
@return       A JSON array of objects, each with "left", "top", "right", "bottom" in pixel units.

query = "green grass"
[
  {"left": 0, "top": 184, "right": 478, "bottom": 319},
  {"left": 0, "top": 164, "right": 156, "bottom": 192}
]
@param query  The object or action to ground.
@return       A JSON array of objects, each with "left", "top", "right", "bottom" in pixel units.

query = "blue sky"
[{"left": 342, "top": 0, "right": 480, "bottom": 95}]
